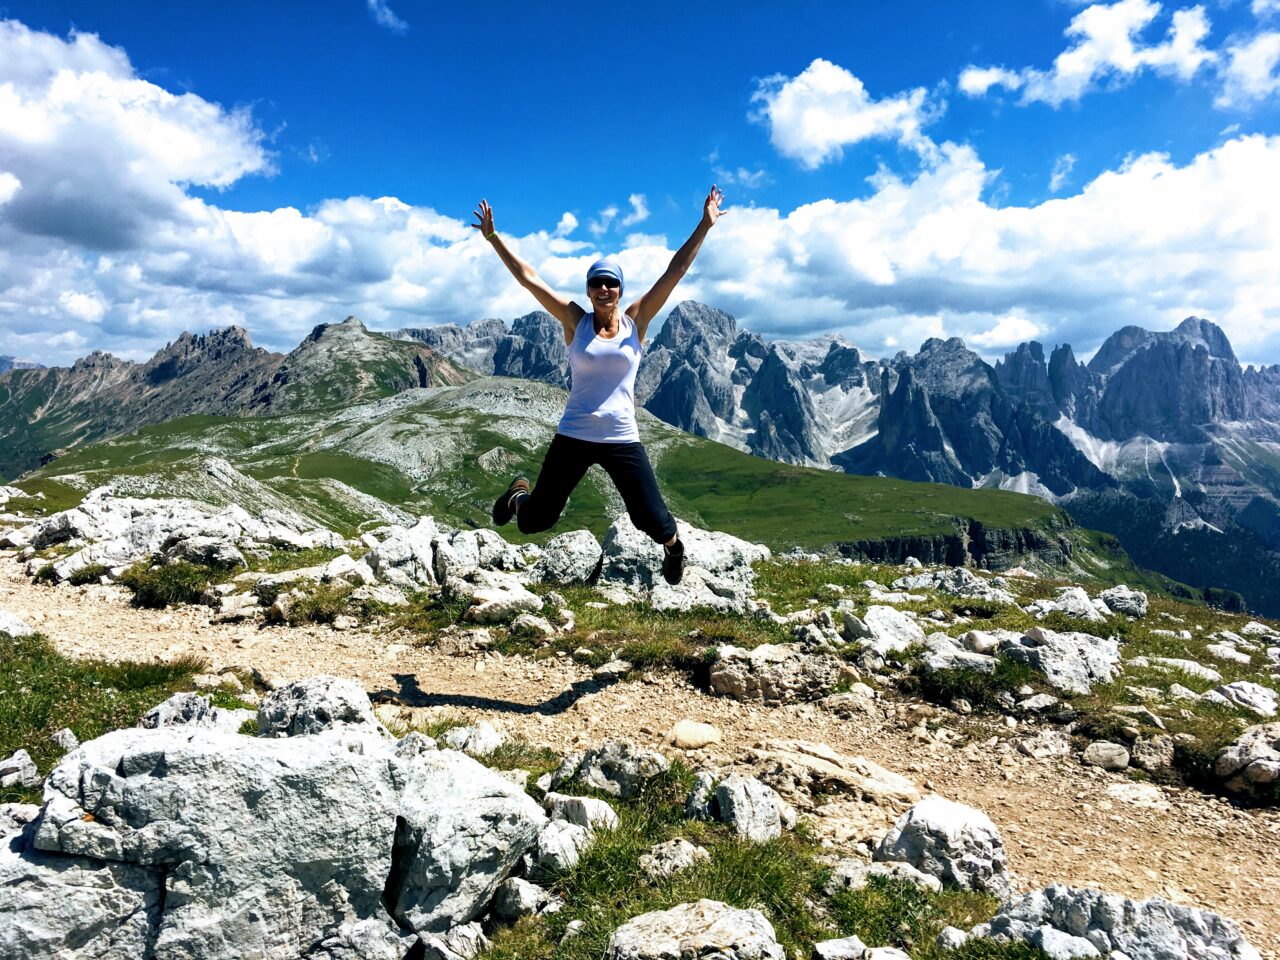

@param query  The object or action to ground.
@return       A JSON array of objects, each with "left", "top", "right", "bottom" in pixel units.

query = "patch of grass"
[
  {"left": 32, "top": 563, "right": 56, "bottom": 585},
  {"left": 0, "top": 630, "right": 207, "bottom": 804},
  {"left": 908, "top": 657, "right": 1042, "bottom": 711},
  {"left": 283, "top": 582, "right": 354, "bottom": 625},
  {"left": 247, "top": 546, "right": 347, "bottom": 574},
  {"left": 118, "top": 560, "right": 217, "bottom": 609},
  {"left": 66, "top": 563, "right": 109, "bottom": 586},
  {"left": 391, "top": 591, "right": 472, "bottom": 636}
]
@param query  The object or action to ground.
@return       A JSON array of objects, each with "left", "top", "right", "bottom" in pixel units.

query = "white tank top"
[{"left": 557, "top": 311, "right": 643, "bottom": 443}]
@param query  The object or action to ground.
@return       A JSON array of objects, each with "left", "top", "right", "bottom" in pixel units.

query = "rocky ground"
[{"left": 3, "top": 556, "right": 1277, "bottom": 959}]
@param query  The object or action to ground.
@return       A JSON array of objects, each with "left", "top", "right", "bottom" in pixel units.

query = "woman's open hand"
[
  {"left": 472, "top": 199, "right": 495, "bottom": 238},
  {"left": 702, "top": 185, "right": 726, "bottom": 228}
]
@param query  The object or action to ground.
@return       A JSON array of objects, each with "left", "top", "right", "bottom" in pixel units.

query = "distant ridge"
[
  {"left": 0, "top": 318, "right": 469, "bottom": 481},
  {"left": 0, "top": 355, "right": 42, "bottom": 374}
]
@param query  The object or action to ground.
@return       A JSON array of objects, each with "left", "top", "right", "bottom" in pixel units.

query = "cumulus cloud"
[
  {"left": 0, "top": 171, "right": 19, "bottom": 203},
  {"left": 366, "top": 0, "right": 408, "bottom": 33},
  {"left": 750, "top": 58, "right": 939, "bottom": 168},
  {"left": 970, "top": 314, "right": 1042, "bottom": 348},
  {"left": 553, "top": 212, "right": 578, "bottom": 237},
  {"left": 1049, "top": 153, "right": 1077, "bottom": 192},
  {"left": 0, "top": 19, "right": 271, "bottom": 251},
  {"left": 3, "top": 17, "right": 1280, "bottom": 373},
  {"left": 1216, "top": 31, "right": 1280, "bottom": 105},
  {"left": 588, "top": 205, "right": 618, "bottom": 236},
  {"left": 619, "top": 194, "right": 649, "bottom": 227},
  {"left": 959, "top": 0, "right": 1216, "bottom": 107},
  {"left": 1254, "top": 0, "right": 1280, "bottom": 16}
]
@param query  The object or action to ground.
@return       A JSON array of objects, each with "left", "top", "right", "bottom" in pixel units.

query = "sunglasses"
[{"left": 587, "top": 277, "right": 621, "bottom": 290}]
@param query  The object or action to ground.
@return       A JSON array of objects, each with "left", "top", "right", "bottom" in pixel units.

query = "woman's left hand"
[{"left": 702, "top": 185, "right": 726, "bottom": 228}]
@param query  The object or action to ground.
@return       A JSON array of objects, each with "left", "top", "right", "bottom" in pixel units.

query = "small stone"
[
  {"left": 0, "top": 749, "right": 39, "bottom": 789},
  {"left": 639, "top": 838, "right": 710, "bottom": 880},
  {"left": 815, "top": 934, "right": 869, "bottom": 960},
  {"left": 1082, "top": 741, "right": 1130, "bottom": 771},
  {"left": 667, "top": 720, "right": 723, "bottom": 750}
]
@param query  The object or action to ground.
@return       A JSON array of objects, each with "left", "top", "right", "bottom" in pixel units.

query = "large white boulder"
[
  {"left": 0, "top": 609, "right": 36, "bottom": 637},
  {"left": 709, "top": 643, "right": 848, "bottom": 704},
  {"left": 846, "top": 605, "right": 926, "bottom": 655},
  {"left": 969, "top": 884, "right": 1261, "bottom": 960},
  {"left": 534, "top": 529, "right": 603, "bottom": 584},
  {"left": 999, "top": 627, "right": 1119, "bottom": 695},
  {"left": 1098, "top": 585, "right": 1148, "bottom": 618},
  {"left": 368, "top": 518, "right": 439, "bottom": 587},
  {"left": 605, "top": 899, "right": 785, "bottom": 960},
  {"left": 27, "top": 725, "right": 545, "bottom": 955},
  {"left": 599, "top": 516, "right": 768, "bottom": 604},
  {"left": 1205, "top": 682, "right": 1278, "bottom": 718},
  {"left": 257, "top": 675, "right": 386, "bottom": 738},
  {"left": 1214, "top": 722, "right": 1280, "bottom": 801},
  {"left": 874, "top": 795, "right": 1011, "bottom": 896}
]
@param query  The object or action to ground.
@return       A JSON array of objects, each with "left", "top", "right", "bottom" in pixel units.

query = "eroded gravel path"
[{"left": 3, "top": 557, "right": 1277, "bottom": 958}]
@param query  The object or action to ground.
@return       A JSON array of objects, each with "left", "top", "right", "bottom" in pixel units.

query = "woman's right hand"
[{"left": 472, "top": 199, "right": 496, "bottom": 238}]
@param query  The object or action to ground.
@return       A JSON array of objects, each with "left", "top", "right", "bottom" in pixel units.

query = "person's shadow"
[{"left": 372, "top": 671, "right": 620, "bottom": 716}]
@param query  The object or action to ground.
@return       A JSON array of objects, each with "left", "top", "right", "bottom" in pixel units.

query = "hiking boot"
[
  {"left": 661, "top": 536, "right": 685, "bottom": 585},
  {"left": 492, "top": 477, "right": 529, "bottom": 526}
]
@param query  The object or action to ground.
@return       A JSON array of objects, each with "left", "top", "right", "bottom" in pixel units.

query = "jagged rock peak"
[
  {"left": 152, "top": 326, "right": 257, "bottom": 359},
  {"left": 69, "top": 350, "right": 129, "bottom": 373},
  {"left": 306, "top": 316, "right": 368, "bottom": 341},
  {"left": 653, "top": 301, "right": 737, "bottom": 351},
  {"left": 1171, "top": 316, "right": 1237, "bottom": 362}
]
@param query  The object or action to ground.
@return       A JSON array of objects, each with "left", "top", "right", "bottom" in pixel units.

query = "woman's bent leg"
[
  {"left": 516, "top": 434, "right": 594, "bottom": 534},
  {"left": 599, "top": 442, "right": 678, "bottom": 544}
]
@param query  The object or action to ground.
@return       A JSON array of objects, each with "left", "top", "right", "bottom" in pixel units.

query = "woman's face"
[{"left": 587, "top": 276, "right": 621, "bottom": 312}]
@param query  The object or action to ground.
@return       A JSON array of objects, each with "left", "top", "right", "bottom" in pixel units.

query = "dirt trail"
[{"left": 3, "top": 557, "right": 1277, "bottom": 958}]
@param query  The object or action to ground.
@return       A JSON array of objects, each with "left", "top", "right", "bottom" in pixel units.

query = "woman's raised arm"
[
  {"left": 628, "top": 185, "right": 726, "bottom": 341},
  {"left": 473, "top": 199, "right": 582, "bottom": 343}
]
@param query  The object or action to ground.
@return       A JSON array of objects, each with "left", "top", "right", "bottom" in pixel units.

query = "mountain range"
[
  {"left": 0, "top": 356, "right": 41, "bottom": 374},
  {"left": 393, "top": 305, "right": 1280, "bottom": 613},
  {"left": 5, "top": 304, "right": 1279, "bottom": 611}
]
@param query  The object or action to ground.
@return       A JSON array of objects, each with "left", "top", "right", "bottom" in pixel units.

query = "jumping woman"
[{"left": 472, "top": 186, "right": 727, "bottom": 586}]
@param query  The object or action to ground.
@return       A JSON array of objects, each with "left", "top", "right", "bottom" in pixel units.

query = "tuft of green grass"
[
  {"left": 908, "top": 657, "right": 1042, "bottom": 712},
  {"left": 248, "top": 546, "right": 348, "bottom": 574},
  {"left": 0, "top": 630, "right": 208, "bottom": 804},
  {"left": 32, "top": 564, "right": 57, "bottom": 585},
  {"left": 66, "top": 563, "right": 110, "bottom": 586},
  {"left": 282, "top": 582, "right": 354, "bottom": 625},
  {"left": 391, "top": 591, "right": 472, "bottom": 637},
  {"left": 118, "top": 560, "right": 216, "bottom": 609}
]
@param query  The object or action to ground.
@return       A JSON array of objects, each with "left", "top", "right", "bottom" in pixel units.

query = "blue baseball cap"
[{"left": 586, "top": 259, "right": 624, "bottom": 294}]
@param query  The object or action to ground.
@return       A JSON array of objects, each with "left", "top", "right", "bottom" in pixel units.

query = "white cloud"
[
  {"left": 588, "top": 205, "right": 618, "bottom": 236},
  {"left": 1216, "top": 31, "right": 1280, "bottom": 105},
  {"left": 960, "top": 0, "right": 1216, "bottom": 107},
  {"left": 619, "top": 194, "right": 649, "bottom": 227},
  {"left": 1049, "top": 153, "right": 1077, "bottom": 192},
  {"left": 4, "top": 17, "right": 1280, "bottom": 373},
  {"left": 0, "top": 170, "right": 18, "bottom": 203},
  {"left": 553, "top": 212, "right": 578, "bottom": 237},
  {"left": 750, "top": 58, "right": 939, "bottom": 169},
  {"left": 59, "top": 290, "right": 106, "bottom": 323},
  {"left": 970, "top": 314, "right": 1042, "bottom": 348},
  {"left": 366, "top": 0, "right": 408, "bottom": 33},
  {"left": 1254, "top": 0, "right": 1280, "bottom": 16}
]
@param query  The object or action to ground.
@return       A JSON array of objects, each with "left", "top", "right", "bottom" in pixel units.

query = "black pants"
[{"left": 516, "top": 433, "right": 678, "bottom": 544}]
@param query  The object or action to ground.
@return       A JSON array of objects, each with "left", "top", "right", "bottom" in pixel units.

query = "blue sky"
[{"left": 1, "top": 0, "right": 1279, "bottom": 367}]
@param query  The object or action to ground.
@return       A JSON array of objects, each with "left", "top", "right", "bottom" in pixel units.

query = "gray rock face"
[
  {"left": 713, "top": 774, "right": 784, "bottom": 842},
  {"left": 27, "top": 724, "right": 545, "bottom": 955},
  {"left": 999, "top": 627, "right": 1120, "bottom": 695},
  {"left": 1206, "top": 681, "right": 1278, "bottom": 718},
  {"left": 257, "top": 675, "right": 386, "bottom": 737},
  {"left": 555, "top": 740, "right": 670, "bottom": 799},
  {"left": 709, "top": 643, "right": 847, "bottom": 704},
  {"left": 826, "top": 856, "right": 943, "bottom": 894},
  {"left": 969, "top": 883, "right": 1262, "bottom": 960},
  {"left": 850, "top": 605, "right": 926, "bottom": 655},
  {"left": 0, "top": 748, "right": 39, "bottom": 789},
  {"left": 139, "top": 691, "right": 225, "bottom": 730},
  {"left": 367, "top": 517, "right": 439, "bottom": 587},
  {"left": 535, "top": 529, "right": 603, "bottom": 584},
  {"left": 418, "top": 920, "right": 491, "bottom": 960},
  {"left": 492, "top": 877, "right": 555, "bottom": 921},
  {"left": 874, "top": 795, "right": 1011, "bottom": 897},
  {"left": 892, "top": 567, "right": 1018, "bottom": 605},
  {"left": 0, "top": 836, "right": 163, "bottom": 960},
  {"left": 1214, "top": 722, "right": 1280, "bottom": 800},
  {"left": 639, "top": 838, "right": 710, "bottom": 880},
  {"left": 544, "top": 792, "right": 619, "bottom": 833},
  {"left": 307, "top": 919, "right": 418, "bottom": 960},
  {"left": 605, "top": 899, "right": 786, "bottom": 960},
  {"left": 440, "top": 721, "right": 507, "bottom": 757},
  {"left": 533, "top": 819, "right": 592, "bottom": 874},
  {"left": 1098, "top": 584, "right": 1149, "bottom": 617}
]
